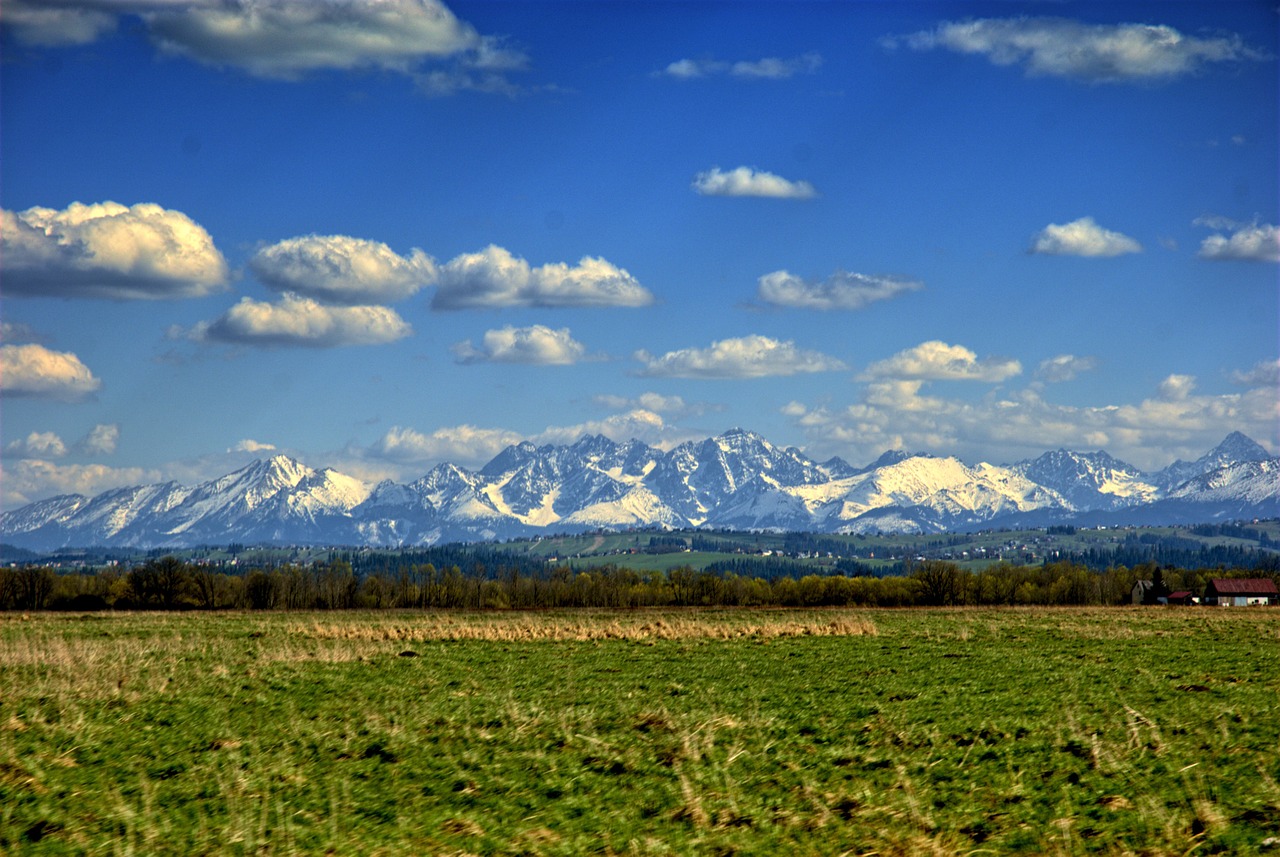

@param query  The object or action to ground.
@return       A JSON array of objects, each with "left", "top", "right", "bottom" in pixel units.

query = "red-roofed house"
[
  {"left": 1166, "top": 590, "right": 1195, "bottom": 606},
  {"left": 1204, "top": 578, "right": 1278, "bottom": 606}
]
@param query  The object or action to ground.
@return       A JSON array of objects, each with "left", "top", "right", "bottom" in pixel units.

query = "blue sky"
[{"left": 1, "top": 0, "right": 1277, "bottom": 509}]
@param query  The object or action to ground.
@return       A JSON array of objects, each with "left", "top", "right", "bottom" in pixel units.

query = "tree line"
[{"left": 1, "top": 557, "right": 1276, "bottom": 612}]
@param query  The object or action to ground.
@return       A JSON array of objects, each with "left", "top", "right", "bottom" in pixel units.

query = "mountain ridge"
[{"left": 3, "top": 430, "right": 1276, "bottom": 551}]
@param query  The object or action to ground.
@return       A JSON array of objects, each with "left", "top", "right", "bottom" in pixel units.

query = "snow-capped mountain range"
[{"left": 2, "top": 430, "right": 1276, "bottom": 551}]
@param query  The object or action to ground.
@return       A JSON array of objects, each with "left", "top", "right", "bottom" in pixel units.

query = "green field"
[{"left": 2, "top": 608, "right": 1278, "bottom": 855}]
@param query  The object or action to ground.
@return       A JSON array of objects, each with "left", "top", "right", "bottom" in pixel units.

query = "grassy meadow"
[{"left": 2, "top": 607, "right": 1278, "bottom": 855}]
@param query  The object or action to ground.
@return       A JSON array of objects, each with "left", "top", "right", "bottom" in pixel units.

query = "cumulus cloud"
[
  {"left": 432, "top": 245, "right": 653, "bottom": 309},
  {"left": 229, "top": 439, "right": 278, "bottom": 453},
  {"left": 249, "top": 235, "right": 437, "bottom": 304},
  {"left": 1158, "top": 374, "right": 1196, "bottom": 401},
  {"left": 3, "top": 431, "right": 68, "bottom": 460},
  {"left": 757, "top": 269, "right": 921, "bottom": 310},
  {"left": 1, "top": 460, "right": 161, "bottom": 508},
  {"left": 77, "top": 423, "right": 120, "bottom": 455},
  {"left": 1197, "top": 222, "right": 1280, "bottom": 262},
  {"left": 0, "top": 343, "right": 102, "bottom": 400},
  {"left": 1036, "top": 354, "right": 1099, "bottom": 383},
  {"left": 190, "top": 293, "right": 411, "bottom": 347},
  {"left": 692, "top": 166, "right": 817, "bottom": 199},
  {"left": 2, "top": 201, "right": 229, "bottom": 300},
  {"left": 1031, "top": 217, "right": 1141, "bottom": 257},
  {"left": 659, "top": 53, "right": 822, "bottom": 80},
  {"left": 1231, "top": 358, "right": 1280, "bottom": 388},
  {"left": 889, "top": 18, "right": 1264, "bottom": 82},
  {"left": 452, "top": 325, "right": 587, "bottom": 365},
  {"left": 862, "top": 341, "right": 1021, "bottom": 383},
  {"left": 635, "top": 335, "right": 847, "bottom": 379},
  {"left": 145, "top": 0, "right": 481, "bottom": 79},
  {"left": 784, "top": 374, "right": 1278, "bottom": 472},
  {"left": 373, "top": 424, "right": 524, "bottom": 466}
]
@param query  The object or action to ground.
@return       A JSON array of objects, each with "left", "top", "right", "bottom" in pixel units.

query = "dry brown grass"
[{"left": 291, "top": 610, "right": 879, "bottom": 643}]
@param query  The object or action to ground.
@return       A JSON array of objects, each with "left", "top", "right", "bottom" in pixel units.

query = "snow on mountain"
[
  {"left": 1154, "top": 431, "right": 1272, "bottom": 491},
  {"left": 257, "top": 468, "right": 371, "bottom": 524},
  {"left": 2, "top": 432, "right": 1275, "bottom": 550},
  {"left": 644, "top": 428, "right": 827, "bottom": 524},
  {"left": 1013, "top": 449, "right": 1158, "bottom": 510},
  {"left": 1168, "top": 459, "right": 1280, "bottom": 506},
  {"left": 708, "top": 473, "right": 815, "bottom": 531},
  {"left": 0, "top": 493, "right": 89, "bottom": 535},
  {"left": 807, "top": 455, "right": 1067, "bottom": 531},
  {"left": 561, "top": 483, "right": 685, "bottom": 530},
  {"left": 163, "top": 455, "right": 314, "bottom": 535}
]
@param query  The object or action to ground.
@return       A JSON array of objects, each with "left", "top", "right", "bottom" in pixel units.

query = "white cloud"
[
  {"left": 2, "top": 1, "right": 529, "bottom": 94},
  {"left": 1231, "top": 359, "right": 1280, "bottom": 388},
  {"left": 146, "top": 0, "right": 481, "bottom": 80},
  {"left": 249, "top": 234, "right": 437, "bottom": 304},
  {"left": 2, "top": 201, "right": 229, "bottom": 300},
  {"left": 1031, "top": 216, "right": 1141, "bottom": 257},
  {"left": 892, "top": 18, "right": 1264, "bottom": 82},
  {"left": 1158, "top": 374, "right": 1196, "bottom": 401},
  {"left": 1197, "top": 223, "right": 1280, "bottom": 262},
  {"left": 432, "top": 245, "right": 653, "bottom": 309},
  {"left": 659, "top": 53, "right": 821, "bottom": 80},
  {"left": 757, "top": 269, "right": 921, "bottom": 310},
  {"left": 692, "top": 167, "right": 817, "bottom": 199},
  {"left": 0, "top": 343, "right": 102, "bottom": 400},
  {"left": 1035, "top": 354, "right": 1099, "bottom": 383},
  {"left": 190, "top": 293, "right": 411, "bottom": 347},
  {"left": 415, "top": 45, "right": 529, "bottom": 98},
  {"left": 1192, "top": 214, "right": 1244, "bottom": 231},
  {"left": 1, "top": 459, "right": 161, "bottom": 508},
  {"left": 635, "top": 335, "right": 847, "bottom": 379},
  {"left": 452, "top": 325, "right": 586, "bottom": 365},
  {"left": 862, "top": 341, "right": 1021, "bottom": 382},
  {"left": 592, "top": 392, "right": 716, "bottom": 417},
  {"left": 0, "top": 0, "right": 116, "bottom": 45},
  {"left": 2, "top": 424, "right": 119, "bottom": 459},
  {"left": 229, "top": 439, "right": 278, "bottom": 453},
  {"left": 661, "top": 58, "right": 715, "bottom": 79},
  {"left": 784, "top": 375, "right": 1278, "bottom": 472},
  {"left": 3, "top": 431, "right": 68, "bottom": 460},
  {"left": 373, "top": 424, "right": 524, "bottom": 466},
  {"left": 77, "top": 423, "right": 120, "bottom": 455}
]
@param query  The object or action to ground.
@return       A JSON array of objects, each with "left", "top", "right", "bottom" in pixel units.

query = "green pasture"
[{"left": 2, "top": 608, "right": 1278, "bottom": 855}]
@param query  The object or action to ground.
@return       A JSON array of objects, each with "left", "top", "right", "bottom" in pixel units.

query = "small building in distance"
[
  {"left": 1166, "top": 590, "right": 1196, "bottom": 606},
  {"left": 1131, "top": 580, "right": 1166, "bottom": 605},
  {"left": 1203, "top": 578, "right": 1278, "bottom": 606}
]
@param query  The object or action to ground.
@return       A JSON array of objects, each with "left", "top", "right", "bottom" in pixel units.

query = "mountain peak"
[
  {"left": 479, "top": 441, "right": 540, "bottom": 477},
  {"left": 1210, "top": 432, "right": 1270, "bottom": 463},
  {"left": 865, "top": 450, "right": 912, "bottom": 471}
]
